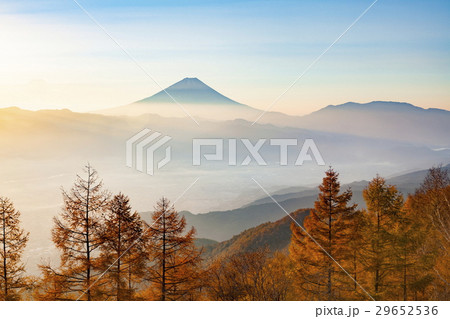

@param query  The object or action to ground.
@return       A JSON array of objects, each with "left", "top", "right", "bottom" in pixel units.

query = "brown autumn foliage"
[
  {"left": 97, "top": 193, "right": 148, "bottom": 300},
  {"left": 144, "top": 197, "right": 203, "bottom": 301},
  {"left": 361, "top": 175, "right": 404, "bottom": 300},
  {"left": 392, "top": 197, "right": 435, "bottom": 300},
  {"left": 206, "top": 248, "right": 294, "bottom": 300},
  {"left": 0, "top": 197, "right": 29, "bottom": 300},
  {"left": 406, "top": 165, "right": 450, "bottom": 300},
  {"left": 39, "top": 164, "right": 111, "bottom": 300},
  {"left": 3, "top": 164, "right": 450, "bottom": 301},
  {"left": 289, "top": 168, "right": 360, "bottom": 300}
]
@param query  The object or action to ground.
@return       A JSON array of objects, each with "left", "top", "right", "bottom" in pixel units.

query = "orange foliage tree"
[
  {"left": 146, "top": 197, "right": 202, "bottom": 300},
  {"left": 406, "top": 165, "right": 450, "bottom": 299},
  {"left": 361, "top": 175, "right": 404, "bottom": 300},
  {"left": 0, "top": 197, "right": 29, "bottom": 300},
  {"left": 97, "top": 193, "right": 148, "bottom": 300},
  {"left": 41, "top": 164, "right": 110, "bottom": 300},
  {"left": 290, "top": 168, "right": 359, "bottom": 300}
]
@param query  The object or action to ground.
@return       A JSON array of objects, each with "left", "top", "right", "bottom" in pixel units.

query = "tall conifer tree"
[
  {"left": 146, "top": 197, "right": 202, "bottom": 300},
  {"left": 43, "top": 164, "right": 110, "bottom": 300},
  {"left": 0, "top": 197, "right": 29, "bottom": 300},
  {"left": 98, "top": 193, "right": 148, "bottom": 300},
  {"left": 362, "top": 175, "right": 403, "bottom": 299},
  {"left": 290, "top": 168, "right": 357, "bottom": 300}
]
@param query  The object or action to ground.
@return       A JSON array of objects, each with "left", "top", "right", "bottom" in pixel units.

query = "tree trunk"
[
  {"left": 2, "top": 210, "right": 7, "bottom": 300},
  {"left": 327, "top": 185, "right": 332, "bottom": 300},
  {"left": 403, "top": 249, "right": 407, "bottom": 301},
  {"left": 162, "top": 201, "right": 166, "bottom": 301},
  {"left": 117, "top": 213, "right": 122, "bottom": 301},
  {"left": 85, "top": 173, "right": 91, "bottom": 301}
]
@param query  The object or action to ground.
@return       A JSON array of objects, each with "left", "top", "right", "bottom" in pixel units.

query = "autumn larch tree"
[
  {"left": 392, "top": 197, "right": 434, "bottom": 301},
  {"left": 407, "top": 165, "right": 450, "bottom": 300},
  {"left": 98, "top": 193, "right": 148, "bottom": 300},
  {"left": 43, "top": 164, "right": 110, "bottom": 300},
  {"left": 290, "top": 168, "right": 358, "bottom": 300},
  {"left": 0, "top": 197, "right": 29, "bottom": 301},
  {"left": 340, "top": 209, "right": 368, "bottom": 300},
  {"left": 146, "top": 197, "right": 202, "bottom": 301},
  {"left": 362, "top": 175, "right": 403, "bottom": 300}
]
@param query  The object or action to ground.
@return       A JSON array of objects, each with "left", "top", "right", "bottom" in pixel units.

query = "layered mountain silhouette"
[
  {"left": 191, "top": 165, "right": 450, "bottom": 258},
  {"left": 203, "top": 165, "right": 450, "bottom": 258},
  {"left": 98, "top": 77, "right": 450, "bottom": 147},
  {"left": 181, "top": 164, "right": 450, "bottom": 242},
  {"left": 297, "top": 101, "right": 450, "bottom": 147}
]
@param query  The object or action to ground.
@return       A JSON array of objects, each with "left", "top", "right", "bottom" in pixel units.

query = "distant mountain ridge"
[
  {"left": 96, "top": 77, "right": 450, "bottom": 147},
  {"left": 320, "top": 101, "right": 426, "bottom": 112},
  {"left": 298, "top": 101, "right": 450, "bottom": 147}
]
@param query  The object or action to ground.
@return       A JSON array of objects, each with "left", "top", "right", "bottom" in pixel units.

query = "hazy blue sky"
[{"left": 0, "top": 0, "right": 449, "bottom": 114}]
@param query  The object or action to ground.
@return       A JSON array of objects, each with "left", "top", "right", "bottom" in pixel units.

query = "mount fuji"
[
  {"left": 98, "top": 77, "right": 261, "bottom": 120},
  {"left": 138, "top": 77, "right": 242, "bottom": 105}
]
